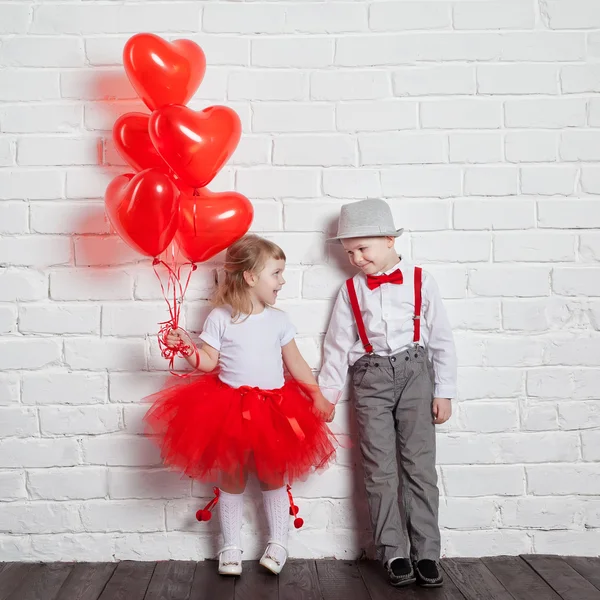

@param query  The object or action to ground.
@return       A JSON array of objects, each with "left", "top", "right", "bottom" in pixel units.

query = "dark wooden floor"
[{"left": 1, "top": 556, "right": 599, "bottom": 600}]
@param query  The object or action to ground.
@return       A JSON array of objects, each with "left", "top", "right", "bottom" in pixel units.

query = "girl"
[{"left": 144, "top": 234, "right": 336, "bottom": 577}]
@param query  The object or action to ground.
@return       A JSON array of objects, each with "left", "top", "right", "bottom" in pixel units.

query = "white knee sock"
[
  {"left": 262, "top": 486, "right": 289, "bottom": 553},
  {"left": 218, "top": 490, "right": 244, "bottom": 556}
]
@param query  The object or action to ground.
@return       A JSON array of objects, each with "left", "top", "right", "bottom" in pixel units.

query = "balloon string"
[{"left": 153, "top": 258, "right": 197, "bottom": 376}]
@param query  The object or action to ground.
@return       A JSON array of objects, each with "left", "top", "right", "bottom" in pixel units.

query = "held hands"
[
  {"left": 313, "top": 393, "right": 336, "bottom": 423},
  {"left": 433, "top": 397, "right": 452, "bottom": 425}
]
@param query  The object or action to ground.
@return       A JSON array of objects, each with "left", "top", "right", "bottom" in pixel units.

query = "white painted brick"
[
  {"left": 534, "top": 531, "right": 600, "bottom": 556},
  {"left": 322, "top": 170, "right": 381, "bottom": 199},
  {"left": 61, "top": 70, "right": 136, "bottom": 101},
  {"left": 311, "top": 71, "right": 391, "bottom": 101},
  {"left": 545, "top": 335, "right": 600, "bottom": 366},
  {"left": 203, "top": 3, "right": 285, "bottom": 33},
  {"left": 559, "top": 401, "right": 600, "bottom": 431},
  {"left": 286, "top": 3, "right": 368, "bottom": 33},
  {"left": 274, "top": 135, "right": 356, "bottom": 167},
  {"left": 229, "top": 70, "right": 307, "bottom": 101},
  {"left": 581, "top": 167, "right": 600, "bottom": 194},
  {"left": 0, "top": 170, "right": 63, "bottom": 200},
  {"left": 0, "top": 373, "right": 20, "bottom": 406},
  {"left": 477, "top": 65, "right": 558, "bottom": 95},
  {"left": 0, "top": 408, "right": 38, "bottom": 438},
  {"left": 109, "top": 469, "right": 191, "bottom": 500},
  {"left": 501, "top": 432, "right": 579, "bottom": 463},
  {"left": 303, "top": 266, "right": 348, "bottom": 300},
  {"left": 237, "top": 168, "right": 320, "bottom": 198},
  {"left": 527, "top": 465, "right": 600, "bottom": 495},
  {"left": 359, "top": 132, "right": 445, "bottom": 166},
  {"left": 0, "top": 536, "right": 31, "bottom": 561},
  {"left": 18, "top": 137, "right": 98, "bottom": 167},
  {"left": 0, "top": 202, "right": 27, "bottom": 234},
  {"left": 134, "top": 265, "right": 214, "bottom": 302},
  {"left": 527, "top": 368, "right": 572, "bottom": 398},
  {"left": 465, "top": 167, "right": 518, "bottom": 196},
  {"left": 31, "top": 533, "right": 114, "bottom": 562},
  {"left": 381, "top": 166, "right": 462, "bottom": 198},
  {"left": 22, "top": 371, "right": 107, "bottom": 406},
  {"left": 500, "top": 498, "right": 582, "bottom": 530},
  {"left": 0, "top": 236, "right": 72, "bottom": 268},
  {"left": 390, "top": 199, "right": 451, "bottom": 231},
  {"left": 0, "top": 3, "right": 29, "bottom": 33},
  {"left": 27, "top": 467, "right": 108, "bottom": 500},
  {"left": 253, "top": 103, "right": 335, "bottom": 133},
  {"left": 458, "top": 368, "right": 523, "bottom": 399},
  {"left": 413, "top": 233, "right": 491, "bottom": 262},
  {"left": 0, "top": 471, "right": 27, "bottom": 501},
  {"left": 0, "top": 71, "right": 60, "bottom": 101},
  {"left": 454, "top": 199, "right": 535, "bottom": 230},
  {"left": 505, "top": 98, "right": 586, "bottom": 129},
  {"left": 393, "top": 65, "right": 475, "bottom": 96},
  {"left": 581, "top": 430, "right": 600, "bottom": 461},
  {"left": 337, "top": 100, "right": 417, "bottom": 131},
  {"left": 0, "top": 502, "right": 81, "bottom": 534},
  {"left": 454, "top": 1, "right": 534, "bottom": 30},
  {"left": 449, "top": 133, "right": 502, "bottom": 164},
  {"left": 485, "top": 337, "right": 545, "bottom": 368},
  {"left": 82, "top": 435, "right": 162, "bottom": 467},
  {"left": 521, "top": 403, "right": 559, "bottom": 432},
  {"left": 1, "top": 104, "right": 81, "bottom": 134},
  {"left": 102, "top": 303, "right": 172, "bottom": 336},
  {"left": 0, "top": 438, "right": 79, "bottom": 468},
  {"left": 190, "top": 35, "right": 249, "bottom": 67},
  {"left": 470, "top": 266, "right": 550, "bottom": 297},
  {"left": 283, "top": 199, "right": 343, "bottom": 233},
  {"left": 502, "top": 300, "right": 546, "bottom": 333},
  {"left": 573, "top": 369, "right": 600, "bottom": 399},
  {"left": 2, "top": 37, "right": 84, "bottom": 68},
  {"left": 39, "top": 406, "right": 121, "bottom": 436},
  {"left": 439, "top": 498, "right": 497, "bottom": 530},
  {"left": 250, "top": 200, "right": 283, "bottom": 232},
  {"left": 424, "top": 266, "right": 468, "bottom": 299},
  {"left": 0, "top": 138, "right": 15, "bottom": 167},
  {"left": 561, "top": 65, "right": 600, "bottom": 94},
  {"left": 456, "top": 402, "right": 518, "bottom": 433},
  {"left": 543, "top": 0, "right": 600, "bottom": 29},
  {"left": 83, "top": 101, "right": 145, "bottom": 131},
  {"left": 562, "top": 130, "right": 600, "bottom": 162},
  {"left": 370, "top": 2, "right": 451, "bottom": 31},
  {"left": 499, "top": 32, "right": 585, "bottom": 62},
  {"left": 65, "top": 338, "right": 145, "bottom": 371},
  {"left": 520, "top": 166, "right": 577, "bottom": 196},
  {"left": 553, "top": 268, "right": 600, "bottom": 296},
  {"left": 442, "top": 466, "right": 524, "bottom": 497},
  {"left": 588, "top": 98, "right": 600, "bottom": 126},
  {"left": 81, "top": 500, "right": 164, "bottom": 533},
  {"left": 252, "top": 38, "right": 333, "bottom": 68},
  {"left": 291, "top": 467, "right": 354, "bottom": 499},
  {"left": 31, "top": 202, "right": 109, "bottom": 235},
  {"left": 505, "top": 132, "right": 558, "bottom": 163},
  {"left": 281, "top": 300, "right": 330, "bottom": 335},
  {"left": 122, "top": 404, "right": 150, "bottom": 435},
  {"left": 0, "top": 339, "right": 61, "bottom": 370},
  {"left": 494, "top": 232, "right": 575, "bottom": 262},
  {"left": 421, "top": 99, "right": 502, "bottom": 129},
  {"left": 109, "top": 373, "right": 168, "bottom": 404},
  {"left": 33, "top": 3, "right": 200, "bottom": 35},
  {"left": 50, "top": 269, "right": 133, "bottom": 301},
  {"left": 0, "top": 305, "right": 17, "bottom": 334},
  {"left": 19, "top": 304, "right": 100, "bottom": 335}
]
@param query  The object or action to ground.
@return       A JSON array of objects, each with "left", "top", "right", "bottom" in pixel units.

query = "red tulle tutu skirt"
[{"left": 143, "top": 374, "right": 336, "bottom": 486}]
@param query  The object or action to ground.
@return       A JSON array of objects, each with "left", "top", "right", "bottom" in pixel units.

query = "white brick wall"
[{"left": 0, "top": 0, "right": 599, "bottom": 562}]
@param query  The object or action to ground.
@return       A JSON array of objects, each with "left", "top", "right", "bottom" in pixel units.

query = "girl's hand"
[
  {"left": 166, "top": 328, "right": 194, "bottom": 354},
  {"left": 313, "top": 394, "right": 336, "bottom": 423},
  {"left": 433, "top": 397, "right": 452, "bottom": 424}
]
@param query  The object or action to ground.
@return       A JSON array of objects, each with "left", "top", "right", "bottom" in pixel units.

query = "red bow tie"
[{"left": 366, "top": 269, "right": 403, "bottom": 290}]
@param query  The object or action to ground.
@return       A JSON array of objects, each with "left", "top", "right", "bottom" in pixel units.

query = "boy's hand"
[
  {"left": 313, "top": 394, "right": 336, "bottom": 423},
  {"left": 433, "top": 397, "right": 452, "bottom": 424}
]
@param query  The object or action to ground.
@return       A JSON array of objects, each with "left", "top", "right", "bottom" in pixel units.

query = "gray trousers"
[{"left": 351, "top": 345, "right": 440, "bottom": 564}]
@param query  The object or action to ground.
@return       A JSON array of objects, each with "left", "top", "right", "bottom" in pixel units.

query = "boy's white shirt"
[{"left": 318, "top": 259, "right": 457, "bottom": 401}]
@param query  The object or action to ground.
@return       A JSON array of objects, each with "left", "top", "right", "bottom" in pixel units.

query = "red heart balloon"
[
  {"left": 149, "top": 104, "right": 241, "bottom": 189},
  {"left": 123, "top": 33, "right": 206, "bottom": 112},
  {"left": 176, "top": 187, "right": 254, "bottom": 263},
  {"left": 113, "top": 113, "right": 169, "bottom": 173},
  {"left": 105, "top": 169, "right": 180, "bottom": 258}
]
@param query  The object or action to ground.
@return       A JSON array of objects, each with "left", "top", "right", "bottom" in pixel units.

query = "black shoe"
[
  {"left": 414, "top": 559, "right": 443, "bottom": 588},
  {"left": 386, "top": 558, "right": 416, "bottom": 587}
]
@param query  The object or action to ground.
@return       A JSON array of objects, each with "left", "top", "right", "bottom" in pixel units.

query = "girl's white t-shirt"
[{"left": 199, "top": 305, "right": 296, "bottom": 390}]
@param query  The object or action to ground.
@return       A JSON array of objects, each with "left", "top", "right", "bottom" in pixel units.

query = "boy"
[{"left": 319, "top": 199, "right": 456, "bottom": 588}]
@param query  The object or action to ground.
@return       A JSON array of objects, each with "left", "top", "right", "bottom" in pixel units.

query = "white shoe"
[
  {"left": 218, "top": 546, "right": 242, "bottom": 576},
  {"left": 259, "top": 541, "right": 287, "bottom": 575}
]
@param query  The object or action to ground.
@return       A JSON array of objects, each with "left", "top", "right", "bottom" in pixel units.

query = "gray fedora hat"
[{"left": 328, "top": 199, "right": 403, "bottom": 241}]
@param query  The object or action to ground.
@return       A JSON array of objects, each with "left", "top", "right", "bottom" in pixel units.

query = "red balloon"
[
  {"left": 123, "top": 33, "right": 206, "bottom": 112},
  {"left": 176, "top": 187, "right": 254, "bottom": 263},
  {"left": 149, "top": 104, "right": 241, "bottom": 189},
  {"left": 113, "top": 112, "right": 169, "bottom": 173},
  {"left": 105, "top": 169, "right": 180, "bottom": 257}
]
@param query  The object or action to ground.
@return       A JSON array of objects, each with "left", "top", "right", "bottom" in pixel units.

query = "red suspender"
[
  {"left": 346, "top": 266, "right": 423, "bottom": 355},
  {"left": 346, "top": 278, "right": 373, "bottom": 354},
  {"left": 413, "top": 266, "right": 422, "bottom": 344}
]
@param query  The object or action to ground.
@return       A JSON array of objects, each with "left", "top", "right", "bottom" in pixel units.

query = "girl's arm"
[
  {"left": 282, "top": 339, "right": 335, "bottom": 422},
  {"left": 167, "top": 328, "right": 219, "bottom": 372}
]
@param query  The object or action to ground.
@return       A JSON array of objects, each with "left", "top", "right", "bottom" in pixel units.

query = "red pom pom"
[
  {"left": 289, "top": 504, "right": 299, "bottom": 516},
  {"left": 294, "top": 517, "right": 304, "bottom": 529},
  {"left": 196, "top": 509, "right": 212, "bottom": 522}
]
